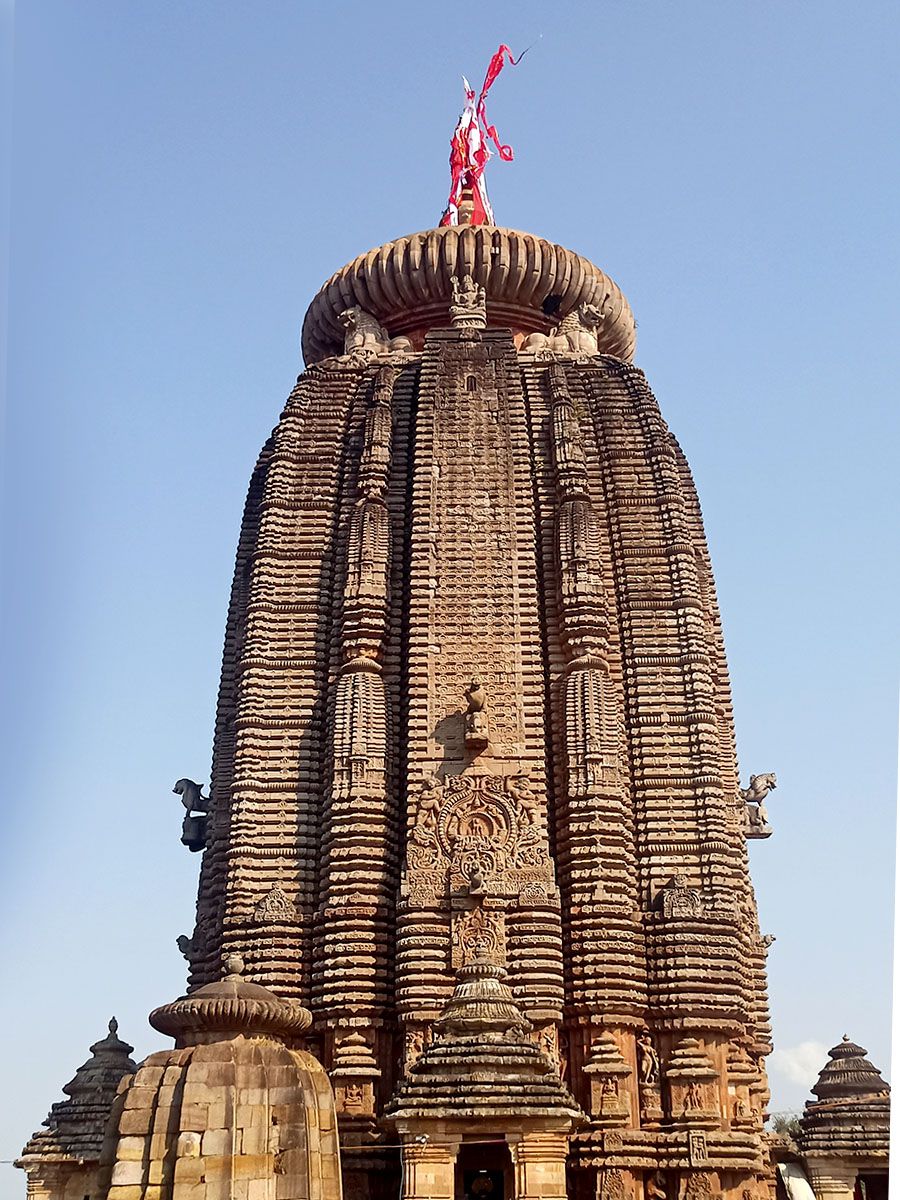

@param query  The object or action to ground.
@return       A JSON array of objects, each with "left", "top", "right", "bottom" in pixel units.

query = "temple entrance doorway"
[{"left": 455, "top": 1138, "right": 512, "bottom": 1200}]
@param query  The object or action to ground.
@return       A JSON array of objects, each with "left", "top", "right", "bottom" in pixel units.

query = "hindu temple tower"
[{"left": 20, "top": 214, "right": 779, "bottom": 1200}]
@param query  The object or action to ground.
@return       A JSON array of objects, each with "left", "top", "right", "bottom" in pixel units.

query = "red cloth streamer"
[
  {"left": 478, "top": 44, "right": 517, "bottom": 161},
  {"left": 440, "top": 44, "right": 522, "bottom": 226}
]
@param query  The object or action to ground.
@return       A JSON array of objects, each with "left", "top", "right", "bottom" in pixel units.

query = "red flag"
[{"left": 440, "top": 45, "right": 522, "bottom": 226}]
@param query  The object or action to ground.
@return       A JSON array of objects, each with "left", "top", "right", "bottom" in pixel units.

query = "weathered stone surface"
[{"left": 20, "top": 223, "right": 784, "bottom": 1200}]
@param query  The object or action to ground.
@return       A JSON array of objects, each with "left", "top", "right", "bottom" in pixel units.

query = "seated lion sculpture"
[
  {"left": 339, "top": 306, "right": 413, "bottom": 357},
  {"left": 523, "top": 301, "right": 606, "bottom": 355}
]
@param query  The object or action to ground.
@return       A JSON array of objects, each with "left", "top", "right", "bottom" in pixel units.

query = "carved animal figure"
[
  {"left": 740, "top": 773, "right": 777, "bottom": 804},
  {"left": 646, "top": 1173, "right": 667, "bottom": 1200},
  {"left": 465, "top": 679, "right": 486, "bottom": 712},
  {"left": 173, "top": 778, "right": 208, "bottom": 812},
  {"left": 338, "top": 306, "right": 413, "bottom": 356},
  {"left": 173, "top": 778, "right": 209, "bottom": 853},
  {"left": 740, "top": 772, "right": 777, "bottom": 827},
  {"left": 523, "top": 301, "right": 606, "bottom": 354}
]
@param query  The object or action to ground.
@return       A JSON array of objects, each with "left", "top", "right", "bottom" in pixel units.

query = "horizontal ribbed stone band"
[{"left": 301, "top": 225, "right": 636, "bottom": 364}]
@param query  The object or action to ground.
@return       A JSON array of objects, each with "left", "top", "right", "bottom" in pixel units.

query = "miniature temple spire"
[{"left": 16, "top": 1019, "right": 137, "bottom": 1200}]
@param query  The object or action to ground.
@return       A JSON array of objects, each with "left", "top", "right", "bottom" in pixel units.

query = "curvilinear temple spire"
[{"left": 20, "top": 205, "right": 781, "bottom": 1200}]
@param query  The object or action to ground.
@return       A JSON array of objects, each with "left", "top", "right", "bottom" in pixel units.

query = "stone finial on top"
[
  {"left": 450, "top": 273, "right": 487, "bottom": 330},
  {"left": 223, "top": 952, "right": 245, "bottom": 979},
  {"left": 810, "top": 1036, "right": 890, "bottom": 1101},
  {"left": 149, "top": 951, "right": 312, "bottom": 1045}
]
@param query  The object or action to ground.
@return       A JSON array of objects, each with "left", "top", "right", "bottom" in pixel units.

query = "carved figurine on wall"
[
  {"left": 637, "top": 1029, "right": 661, "bottom": 1085},
  {"left": 740, "top": 772, "right": 776, "bottom": 834},
  {"left": 403, "top": 1027, "right": 426, "bottom": 1072},
  {"left": 449, "top": 273, "right": 487, "bottom": 330},
  {"left": 338, "top": 306, "right": 413, "bottom": 358},
  {"left": 509, "top": 774, "right": 540, "bottom": 827},
  {"left": 684, "top": 1081, "right": 705, "bottom": 1111},
  {"left": 464, "top": 678, "right": 490, "bottom": 751},
  {"left": 523, "top": 300, "right": 606, "bottom": 356},
  {"left": 415, "top": 775, "right": 442, "bottom": 831},
  {"left": 173, "top": 778, "right": 209, "bottom": 852}
]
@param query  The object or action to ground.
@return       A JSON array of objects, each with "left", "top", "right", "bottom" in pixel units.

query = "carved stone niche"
[
  {"left": 401, "top": 1024, "right": 430, "bottom": 1074},
  {"left": 636, "top": 1029, "right": 664, "bottom": 1126},
  {"left": 583, "top": 1032, "right": 632, "bottom": 1125},
  {"left": 330, "top": 1030, "right": 380, "bottom": 1120},
  {"left": 679, "top": 1171, "right": 719, "bottom": 1200},
  {"left": 596, "top": 1166, "right": 631, "bottom": 1200},
  {"left": 666, "top": 1039, "right": 720, "bottom": 1129},
  {"left": 451, "top": 905, "right": 506, "bottom": 968},
  {"left": 659, "top": 875, "right": 704, "bottom": 919},
  {"left": 726, "top": 1044, "right": 758, "bottom": 1129}
]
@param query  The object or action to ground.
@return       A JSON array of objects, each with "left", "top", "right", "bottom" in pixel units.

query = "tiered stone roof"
[
  {"left": 799, "top": 1036, "right": 891, "bottom": 1159},
  {"left": 17, "top": 1019, "right": 136, "bottom": 1168},
  {"left": 385, "top": 955, "right": 582, "bottom": 1124}
]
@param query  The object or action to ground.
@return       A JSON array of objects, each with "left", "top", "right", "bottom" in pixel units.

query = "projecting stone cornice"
[{"left": 300, "top": 225, "right": 636, "bottom": 363}]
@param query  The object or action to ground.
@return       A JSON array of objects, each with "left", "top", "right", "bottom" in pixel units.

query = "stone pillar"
[
  {"left": 399, "top": 1137, "right": 458, "bottom": 1200},
  {"left": 508, "top": 1131, "right": 570, "bottom": 1200},
  {"left": 806, "top": 1162, "right": 857, "bottom": 1200}
]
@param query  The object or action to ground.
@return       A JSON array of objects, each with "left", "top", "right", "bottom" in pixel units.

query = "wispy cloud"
[{"left": 769, "top": 1042, "right": 828, "bottom": 1088}]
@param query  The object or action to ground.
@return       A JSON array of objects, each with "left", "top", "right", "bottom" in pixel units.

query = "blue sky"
[{"left": 1, "top": 1, "right": 897, "bottom": 1190}]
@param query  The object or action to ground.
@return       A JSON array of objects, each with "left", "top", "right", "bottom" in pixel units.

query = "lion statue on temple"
[
  {"left": 523, "top": 301, "right": 606, "bottom": 355},
  {"left": 338, "top": 306, "right": 413, "bottom": 356},
  {"left": 739, "top": 772, "right": 777, "bottom": 831},
  {"left": 740, "top": 773, "right": 777, "bottom": 804}
]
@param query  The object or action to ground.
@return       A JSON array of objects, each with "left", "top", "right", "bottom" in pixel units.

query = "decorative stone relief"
[
  {"left": 330, "top": 1030, "right": 380, "bottom": 1119},
  {"left": 523, "top": 302, "right": 607, "bottom": 357},
  {"left": 637, "top": 1029, "right": 661, "bottom": 1085},
  {"left": 584, "top": 1032, "right": 631, "bottom": 1124},
  {"left": 681, "top": 1173, "right": 718, "bottom": 1200},
  {"left": 449, "top": 274, "right": 487, "bottom": 330},
  {"left": 451, "top": 905, "right": 506, "bottom": 967},
  {"left": 405, "top": 772, "right": 554, "bottom": 901},
  {"left": 331, "top": 667, "right": 387, "bottom": 788},
  {"left": 645, "top": 1173, "right": 668, "bottom": 1200},
  {"left": 666, "top": 1038, "right": 720, "bottom": 1128},
  {"left": 660, "top": 875, "right": 704, "bottom": 919},
  {"left": 338, "top": 306, "right": 413, "bottom": 358},
  {"left": 402, "top": 1025, "right": 429, "bottom": 1073},
  {"left": 463, "top": 678, "right": 490, "bottom": 752},
  {"left": 597, "top": 1168, "right": 628, "bottom": 1200},
  {"left": 565, "top": 667, "right": 619, "bottom": 791},
  {"left": 688, "top": 1131, "right": 708, "bottom": 1165},
  {"left": 253, "top": 886, "right": 297, "bottom": 923}
]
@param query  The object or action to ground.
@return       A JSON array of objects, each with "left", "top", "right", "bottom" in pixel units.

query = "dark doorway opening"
[
  {"left": 455, "top": 1138, "right": 512, "bottom": 1200},
  {"left": 856, "top": 1173, "right": 888, "bottom": 1200}
]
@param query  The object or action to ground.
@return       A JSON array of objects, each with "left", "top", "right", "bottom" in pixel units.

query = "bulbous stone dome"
[{"left": 300, "top": 225, "right": 636, "bottom": 363}]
